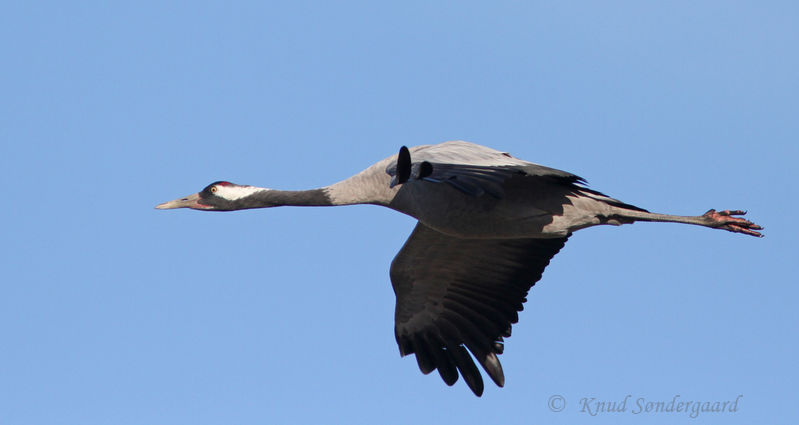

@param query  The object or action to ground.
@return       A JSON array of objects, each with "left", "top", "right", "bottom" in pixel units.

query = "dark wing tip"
[
  {"left": 451, "top": 345, "right": 484, "bottom": 396},
  {"left": 396, "top": 146, "right": 411, "bottom": 185},
  {"left": 480, "top": 352, "right": 505, "bottom": 387}
]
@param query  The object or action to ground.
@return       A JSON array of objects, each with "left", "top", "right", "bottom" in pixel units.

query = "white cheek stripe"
[{"left": 215, "top": 185, "right": 267, "bottom": 201}]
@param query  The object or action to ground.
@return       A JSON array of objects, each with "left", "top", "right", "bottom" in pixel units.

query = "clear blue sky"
[{"left": 2, "top": 1, "right": 796, "bottom": 424}]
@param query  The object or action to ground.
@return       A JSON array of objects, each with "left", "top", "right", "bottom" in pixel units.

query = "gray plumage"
[{"left": 156, "top": 140, "right": 762, "bottom": 397}]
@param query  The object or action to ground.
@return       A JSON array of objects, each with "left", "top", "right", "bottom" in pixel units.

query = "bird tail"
[{"left": 576, "top": 187, "right": 649, "bottom": 213}]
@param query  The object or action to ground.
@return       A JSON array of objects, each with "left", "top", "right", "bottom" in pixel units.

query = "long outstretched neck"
[
  {"left": 220, "top": 162, "right": 396, "bottom": 210},
  {"left": 241, "top": 187, "right": 337, "bottom": 208},
  {"left": 614, "top": 208, "right": 763, "bottom": 237},
  {"left": 236, "top": 179, "right": 391, "bottom": 208}
]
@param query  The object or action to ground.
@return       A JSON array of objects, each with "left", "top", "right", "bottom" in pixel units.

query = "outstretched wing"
[
  {"left": 390, "top": 222, "right": 569, "bottom": 396},
  {"left": 386, "top": 143, "right": 585, "bottom": 198}
]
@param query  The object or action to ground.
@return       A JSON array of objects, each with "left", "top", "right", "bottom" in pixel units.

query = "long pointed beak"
[{"left": 155, "top": 193, "right": 208, "bottom": 210}]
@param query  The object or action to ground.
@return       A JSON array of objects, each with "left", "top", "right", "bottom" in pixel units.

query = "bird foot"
[{"left": 702, "top": 209, "right": 763, "bottom": 237}]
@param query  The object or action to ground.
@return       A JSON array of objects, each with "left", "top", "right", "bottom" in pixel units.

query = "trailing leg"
[{"left": 610, "top": 208, "right": 763, "bottom": 237}]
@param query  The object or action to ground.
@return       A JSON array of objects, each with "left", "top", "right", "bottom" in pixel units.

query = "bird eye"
[{"left": 210, "top": 186, "right": 218, "bottom": 193}]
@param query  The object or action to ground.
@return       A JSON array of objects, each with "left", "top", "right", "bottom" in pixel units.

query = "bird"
[{"left": 156, "top": 140, "right": 762, "bottom": 396}]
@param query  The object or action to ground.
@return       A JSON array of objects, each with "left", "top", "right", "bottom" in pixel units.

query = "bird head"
[{"left": 155, "top": 181, "right": 267, "bottom": 211}]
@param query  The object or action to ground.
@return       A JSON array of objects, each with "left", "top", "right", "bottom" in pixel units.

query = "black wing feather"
[
  {"left": 385, "top": 146, "right": 586, "bottom": 198},
  {"left": 391, "top": 222, "right": 569, "bottom": 396}
]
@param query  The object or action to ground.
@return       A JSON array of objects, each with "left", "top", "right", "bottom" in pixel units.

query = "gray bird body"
[
  {"left": 330, "top": 141, "right": 633, "bottom": 238},
  {"left": 156, "top": 140, "right": 762, "bottom": 396}
]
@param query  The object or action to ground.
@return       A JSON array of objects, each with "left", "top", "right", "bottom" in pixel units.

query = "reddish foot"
[{"left": 703, "top": 209, "right": 764, "bottom": 237}]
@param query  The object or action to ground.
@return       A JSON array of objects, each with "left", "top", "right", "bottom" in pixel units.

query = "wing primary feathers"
[
  {"left": 418, "top": 161, "right": 433, "bottom": 179},
  {"left": 480, "top": 352, "right": 505, "bottom": 387},
  {"left": 494, "top": 335, "right": 505, "bottom": 354},
  {"left": 395, "top": 146, "right": 411, "bottom": 186},
  {"left": 431, "top": 345, "right": 459, "bottom": 386},
  {"left": 449, "top": 345, "right": 484, "bottom": 396},
  {"left": 412, "top": 334, "right": 437, "bottom": 375}
]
